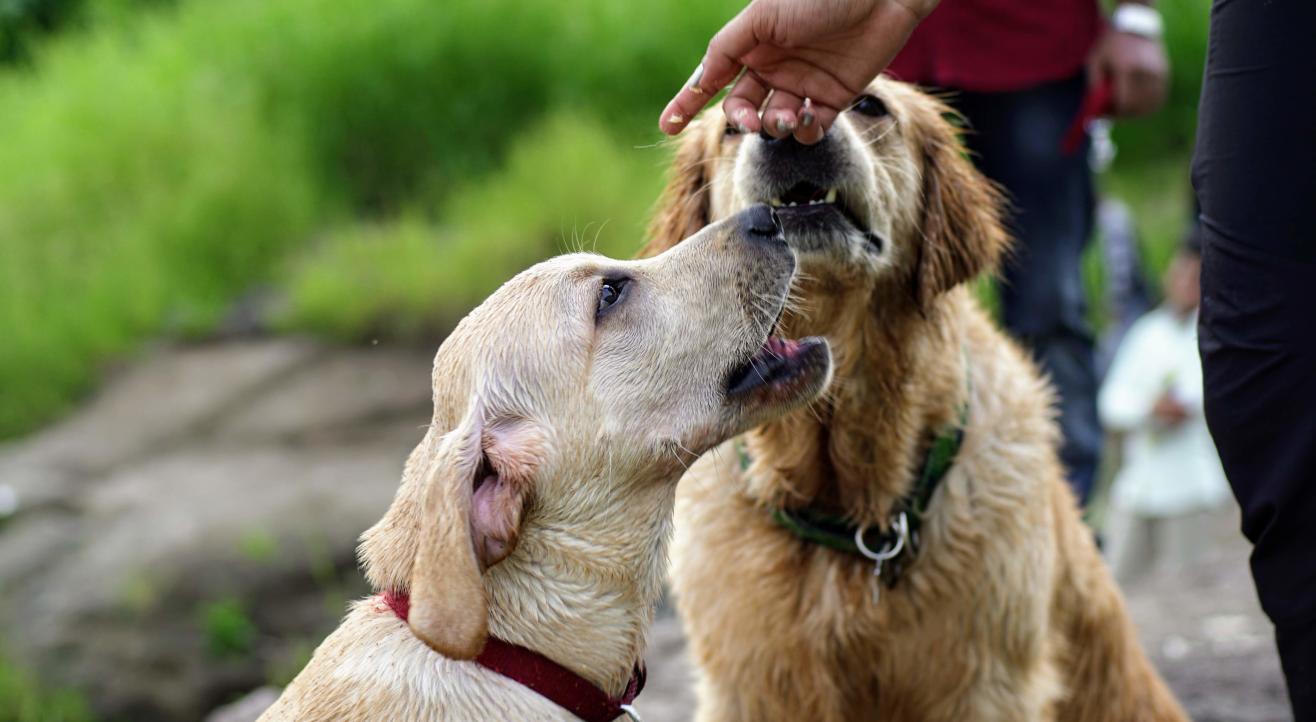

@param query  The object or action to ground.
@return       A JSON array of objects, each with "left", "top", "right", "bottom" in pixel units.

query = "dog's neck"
[
  {"left": 744, "top": 289, "right": 969, "bottom": 524},
  {"left": 482, "top": 472, "right": 676, "bottom": 698}
]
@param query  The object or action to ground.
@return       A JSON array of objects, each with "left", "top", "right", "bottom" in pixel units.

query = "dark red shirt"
[{"left": 886, "top": 0, "right": 1103, "bottom": 93}]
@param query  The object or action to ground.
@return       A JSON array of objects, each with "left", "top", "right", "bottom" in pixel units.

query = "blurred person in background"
[
  {"left": 883, "top": 0, "right": 1168, "bottom": 506},
  {"left": 664, "top": 0, "right": 1171, "bottom": 506},
  {"left": 1098, "top": 234, "right": 1228, "bottom": 585},
  {"left": 662, "top": 0, "right": 1315, "bottom": 715}
]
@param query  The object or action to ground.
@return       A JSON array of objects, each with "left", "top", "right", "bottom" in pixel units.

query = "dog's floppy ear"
[
  {"left": 641, "top": 120, "right": 711, "bottom": 257},
  {"left": 359, "top": 399, "right": 542, "bottom": 659},
  {"left": 912, "top": 107, "right": 1009, "bottom": 310}
]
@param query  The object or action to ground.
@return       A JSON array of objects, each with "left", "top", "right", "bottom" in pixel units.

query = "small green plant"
[
  {"left": 237, "top": 529, "right": 278, "bottom": 564},
  {"left": 199, "top": 598, "right": 258, "bottom": 659}
]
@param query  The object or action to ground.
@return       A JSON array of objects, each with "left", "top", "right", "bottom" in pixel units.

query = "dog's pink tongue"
[{"left": 766, "top": 336, "right": 803, "bottom": 359}]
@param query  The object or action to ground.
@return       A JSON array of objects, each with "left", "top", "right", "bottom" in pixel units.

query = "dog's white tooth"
[
  {"left": 825, "top": 188, "right": 838, "bottom": 204},
  {"left": 788, "top": 201, "right": 797, "bottom": 207},
  {"left": 809, "top": 199, "right": 821, "bottom": 205}
]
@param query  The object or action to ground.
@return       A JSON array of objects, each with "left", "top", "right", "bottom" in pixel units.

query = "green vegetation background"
[{"left": 0, "top": 0, "right": 1206, "bottom": 442}]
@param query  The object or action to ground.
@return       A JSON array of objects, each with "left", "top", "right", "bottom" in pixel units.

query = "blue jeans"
[{"left": 948, "top": 73, "right": 1102, "bottom": 504}]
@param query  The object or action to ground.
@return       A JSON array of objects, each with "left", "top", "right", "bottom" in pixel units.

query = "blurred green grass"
[
  {"left": 279, "top": 113, "right": 668, "bottom": 341},
  {"left": 0, "top": 0, "right": 1209, "bottom": 445},
  {"left": 0, "top": 653, "right": 92, "bottom": 722},
  {"left": 0, "top": 0, "right": 738, "bottom": 439}
]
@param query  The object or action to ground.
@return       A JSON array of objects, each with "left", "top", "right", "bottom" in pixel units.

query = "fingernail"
[
  {"left": 687, "top": 63, "right": 705, "bottom": 94},
  {"left": 668, "top": 112, "right": 686, "bottom": 125},
  {"left": 775, "top": 118, "right": 792, "bottom": 134},
  {"left": 800, "top": 112, "right": 814, "bottom": 128},
  {"left": 737, "top": 123, "right": 751, "bottom": 134}
]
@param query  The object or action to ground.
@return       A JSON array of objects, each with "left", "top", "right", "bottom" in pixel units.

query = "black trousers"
[{"left": 1192, "top": 1, "right": 1316, "bottom": 718}]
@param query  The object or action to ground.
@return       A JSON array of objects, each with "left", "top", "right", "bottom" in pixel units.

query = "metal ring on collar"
[
  {"left": 620, "top": 704, "right": 644, "bottom": 721},
  {"left": 854, "top": 512, "right": 909, "bottom": 562}
]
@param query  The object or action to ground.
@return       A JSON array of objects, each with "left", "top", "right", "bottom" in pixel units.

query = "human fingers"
[
  {"left": 1126, "top": 49, "right": 1169, "bottom": 116},
  {"left": 1124, "top": 68, "right": 1160, "bottom": 116},
  {"left": 740, "top": 48, "right": 861, "bottom": 114},
  {"left": 762, "top": 88, "right": 804, "bottom": 138},
  {"left": 1111, "top": 61, "right": 1136, "bottom": 117},
  {"left": 793, "top": 97, "right": 840, "bottom": 144},
  {"left": 660, "top": 68, "right": 725, "bottom": 135},
  {"left": 722, "top": 70, "right": 771, "bottom": 134},
  {"left": 660, "top": 7, "right": 761, "bottom": 134}
]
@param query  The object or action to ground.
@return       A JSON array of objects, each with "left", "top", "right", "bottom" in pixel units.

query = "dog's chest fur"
[{"left": 670, "top": 311, "right": 1075, "bottom": 722}]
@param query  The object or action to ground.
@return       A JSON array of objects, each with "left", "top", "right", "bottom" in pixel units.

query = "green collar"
[{"left": 738, "top": 393, "right": 968, "bottom": 588}]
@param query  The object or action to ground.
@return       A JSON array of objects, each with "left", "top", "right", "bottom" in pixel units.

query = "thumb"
[
  {"left": 660, "top": 6, "right": 764, "bottom": 134},
  {"left": 701, "top": 6, "right": 764, "bottom": 93}
]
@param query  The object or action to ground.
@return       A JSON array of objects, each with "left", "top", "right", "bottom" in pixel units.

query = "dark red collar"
[{"left": 380, "top": 591, "right": 645, "bottom": 722}]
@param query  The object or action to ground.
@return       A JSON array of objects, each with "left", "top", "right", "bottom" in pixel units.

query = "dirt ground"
[{"left": 635, "top": 507, "right": 1292, "bottom": 722}]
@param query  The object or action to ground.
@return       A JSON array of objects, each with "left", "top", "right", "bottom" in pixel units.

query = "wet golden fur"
[
  {"left": 260, "top": 216, "right": 830, "bottom": 721},
  {"left": 645, "top": 77, "right": 1187, "bottom": 722}
]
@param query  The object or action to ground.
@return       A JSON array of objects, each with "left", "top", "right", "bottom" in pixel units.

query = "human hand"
[
  {"left": 658, "top": 0, "right": 939, "bottom": 144},
  {"left": 1151, "top": 392, "right": 1190, "bottom": 427},
  {"left": 1087, "top": 20, "right": 1169, "bottom": 118}
]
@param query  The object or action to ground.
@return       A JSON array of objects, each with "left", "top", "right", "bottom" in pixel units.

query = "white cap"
[{"left": 1112, "top": 4, "right": 1164, "bottom": 39}]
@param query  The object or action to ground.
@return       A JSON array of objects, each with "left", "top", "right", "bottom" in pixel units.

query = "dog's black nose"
[
  {"left": 741, "top": 203, "right": 783, "bottom": 241},
  {"left": 758, "top": 128, "right": 808, "bottom": 146}
]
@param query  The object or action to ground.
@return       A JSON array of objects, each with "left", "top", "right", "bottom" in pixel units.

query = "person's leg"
[
  {"left": 1193, "top": 1, "right": 1316, "bottom": 717},
  {"left": 1102, "top": 503, "right": 1153, "bottom": 586},
  {"left": 953, "top": 75, "right": 1103, "bottom": 504},
  {"left": 1158, "top": 509, "right": 1207, "bottom": 575}
]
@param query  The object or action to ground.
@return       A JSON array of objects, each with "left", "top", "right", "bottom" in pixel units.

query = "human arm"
[{"left": 1099, "top": 319, "right": 1174, "bottom": 432}]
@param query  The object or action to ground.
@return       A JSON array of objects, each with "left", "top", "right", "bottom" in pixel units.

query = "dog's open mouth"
[
  {"left": 768, "top": 181, "right": 867, "bottom": 232},
  {"left": 726, "top": 336, "right": 829, "bottom": 398}
]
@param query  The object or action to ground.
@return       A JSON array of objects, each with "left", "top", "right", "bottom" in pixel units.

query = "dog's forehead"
[
  {"left": 436, "top": 260, "right": 594, "bottom": 382},
  {"left": 478, "top": 254, "right": 601, "bottom": 317}
]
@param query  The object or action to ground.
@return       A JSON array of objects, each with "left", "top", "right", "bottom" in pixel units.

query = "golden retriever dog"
[
  {"left": 258, "top": 207, "right": 832, "bottom": 722},
  {"left": 644, "top": 77, "right": 1187, "bottom": 722}
]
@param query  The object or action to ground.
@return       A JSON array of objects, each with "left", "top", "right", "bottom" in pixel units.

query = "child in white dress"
[{"left": 1099, "top": 241, "right": 1230, "bottom": 584}]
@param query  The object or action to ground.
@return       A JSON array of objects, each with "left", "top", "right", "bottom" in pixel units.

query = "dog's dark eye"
[
  {"left": 851, "top": 94, "right": 889, "bottom": 118},
  {"left": 724, "top": 122, "right": 742, "bottom": 137},
  {"left": 597, "top": 277, "right": 630, "bottom": 317}
]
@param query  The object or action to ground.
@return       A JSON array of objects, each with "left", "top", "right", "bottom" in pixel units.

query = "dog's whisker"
[
  {"left": 669, "top": 443, "right": 691, "bottom": 471},
  {"left": 675, "top": 440, "right": 698, "bottom": 468},
  {"left": 589, "top": 219, "right": 611, "bottom": 253}
]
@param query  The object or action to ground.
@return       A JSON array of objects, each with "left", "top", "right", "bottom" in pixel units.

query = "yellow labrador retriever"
[
  {"left": 259, "top": 206, "right": 832, "bottom": 722},
  {"left": 644, "top": 78, "right": 1187, "bottom": 722}
]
